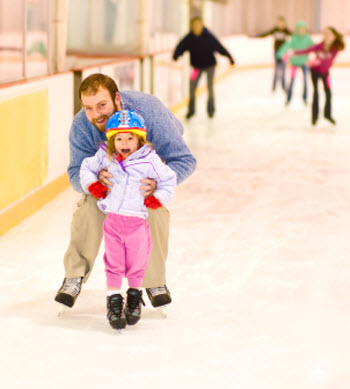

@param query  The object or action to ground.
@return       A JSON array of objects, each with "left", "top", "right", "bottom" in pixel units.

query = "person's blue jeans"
[
  {"left": 188, "top": 66, "right": 215, "bottom": 117},
  {"left": 273, "top": 51, "right": 286, "bottom": 91},
  {"left": 286, "top": 65, "right": 308, "bottom": 104}
]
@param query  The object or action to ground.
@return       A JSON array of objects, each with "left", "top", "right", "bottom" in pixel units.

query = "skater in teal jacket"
[{"left": 278, "top": 20, "right": 313, "bottom": 105}]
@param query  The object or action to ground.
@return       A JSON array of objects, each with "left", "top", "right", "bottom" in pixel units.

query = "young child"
[
  {"left": 80, "top": 110, "right": 177, "bottom": 330},
  {"left": 254, "top": 16, "right": 291, "bottom": 91},
  {"left": 278, "top": 20, "right": 313, "bottom": 105},
  {"left": 288, "top": 26, "right": 345, "bottom": 125}
]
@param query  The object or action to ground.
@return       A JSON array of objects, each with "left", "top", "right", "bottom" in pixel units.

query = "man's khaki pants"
[{"left": 63, "top": 194, "right": 170, "bottom": 287}]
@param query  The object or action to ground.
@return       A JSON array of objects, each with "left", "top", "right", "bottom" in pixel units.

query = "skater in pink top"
[{"left": 288, "top": 26, "right": 345, "bottom": 125}]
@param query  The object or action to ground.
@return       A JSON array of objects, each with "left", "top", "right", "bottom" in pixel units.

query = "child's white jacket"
[{"left": 80, "top": 144, "right": 177, "bottom": 219}]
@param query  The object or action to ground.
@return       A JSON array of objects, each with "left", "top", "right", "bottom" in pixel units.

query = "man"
[
  {"left": 55, "top": 73, "right": 196, "bottom": 309},
  {"left": 173, "top": 17, "right": 235, "bottom": 119}
]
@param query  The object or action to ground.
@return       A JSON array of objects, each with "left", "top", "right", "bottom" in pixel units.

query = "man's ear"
[{"left": 114, "top": 92, "right": 122, "bottom": 111}]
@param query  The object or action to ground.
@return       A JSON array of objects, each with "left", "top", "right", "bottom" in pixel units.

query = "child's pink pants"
[{"left": 103, "top": 213, "right": 152, "bottom": 289}]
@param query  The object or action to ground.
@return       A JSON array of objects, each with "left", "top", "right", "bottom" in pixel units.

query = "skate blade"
[
  {"left": 57, "top": 303, "right": 66, "bottom": 317},
  {"left": 157, "top": 306, "right": 168, "bottom": 318},
  {"left": 111, "top": 327, "right": 126, "bottom": 334}
]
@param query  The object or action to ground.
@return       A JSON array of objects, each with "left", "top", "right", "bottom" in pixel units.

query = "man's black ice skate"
[
  {"left": 54, "top": 277, "right": 82, "bottom": 308},
  {"left": 145, "top": 285, "right": 172, "bottom": 307},
  {"left": 125, "top": 288, "right": 145, "bottom": 325},
  {"left": 107, "top": 294, "right": 126, "bottom": 330}
]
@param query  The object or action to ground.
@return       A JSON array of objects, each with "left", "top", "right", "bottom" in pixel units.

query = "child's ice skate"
[
  {"left": 107, "top": 294, "right": 126, "bottom": 330},
  {"left": 125, "top": 288, "right": 145, "bottom": 325}
]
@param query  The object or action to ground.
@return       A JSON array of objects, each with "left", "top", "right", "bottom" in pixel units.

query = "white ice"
[{"left": 1, "top": 67, "right": 350, "bottom": 389}]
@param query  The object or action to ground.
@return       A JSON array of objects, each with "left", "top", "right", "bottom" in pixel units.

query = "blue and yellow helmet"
[{"left": 106, "top": 110, "right": 147, "bottom": 140}]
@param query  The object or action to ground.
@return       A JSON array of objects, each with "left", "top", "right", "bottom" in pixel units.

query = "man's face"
[{"left": 81, "top": 86, "right": 121, "bottom": 132}]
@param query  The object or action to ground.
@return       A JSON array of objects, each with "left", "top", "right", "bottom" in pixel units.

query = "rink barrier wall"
[
  {"left": 1, "top": 34, "right": 350, "bottom": 235},
  {"left": 0, "top": 174, "right": 69, "bottom": 236},
  {"left": 0, "top": 89, "right": 49, "bottom": 210},
  {"left": 0, "top": 72, "right": 73, "bottom": 236}
]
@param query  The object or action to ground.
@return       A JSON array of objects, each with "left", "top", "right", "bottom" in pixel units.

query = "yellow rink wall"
[
  {"left": 0, "top": 72, "right": 73, "bottom": 236},
  {"left": 0, "top": 90, "right": 49, "bottom": 209}
]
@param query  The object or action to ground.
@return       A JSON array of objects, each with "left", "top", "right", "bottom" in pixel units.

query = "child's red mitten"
[
  {"left": 88, "top": 181, "right": 109, "bottom": 199},
  {"left": 144, "top": 195, "right": 163, "bottom": 209}
]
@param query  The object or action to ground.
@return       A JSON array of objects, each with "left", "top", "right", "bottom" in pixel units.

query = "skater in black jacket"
[{"left": 173, "top": 17, "right": 235, "bottom": 119}]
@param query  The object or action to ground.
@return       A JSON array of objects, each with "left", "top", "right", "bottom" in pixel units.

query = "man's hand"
[
  {"left": 140, "top": 178, "right": 157, "bottom": 198},
  {"left": 98, "top": 168, "right": 113, "bottom": 191}
]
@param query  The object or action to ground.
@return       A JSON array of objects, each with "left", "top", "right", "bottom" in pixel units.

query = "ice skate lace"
[
  {"left": 147, "top": 286, "right": 167, "bottom": 297},
  {"left": 127, "top": 291, "right": 145, "bottom": 311},
  {"left": 109, "top": 295, "right": 124, "bottom": 315},
  {"left": 61, "top": 277, "right": 82, "bottom": 297}
]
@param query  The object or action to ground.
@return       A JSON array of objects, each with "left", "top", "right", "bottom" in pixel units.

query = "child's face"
[
  {"left": 297, "top": 26, "right": 306, "bottom": 35},
  {"left": 277, "top": 18, "right": 286, "bottom": 29},
  {"left": 323, "top": 28, "right": 335, "bottom": 45},
  {"left": 114, "top": 132, "right": 139, "bottom": 159}
]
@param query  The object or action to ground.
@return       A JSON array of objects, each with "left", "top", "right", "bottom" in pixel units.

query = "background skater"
[{"left": 173, "top": 16, "right": 235, "bottom": 119}]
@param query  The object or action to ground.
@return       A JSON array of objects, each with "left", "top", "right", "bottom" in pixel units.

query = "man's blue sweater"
[{"left": 68, "top": 90, "right": 197, "bottom": 193}]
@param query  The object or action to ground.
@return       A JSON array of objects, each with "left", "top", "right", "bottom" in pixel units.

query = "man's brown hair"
[{"left": 79, "top": 73, "right": 119, "bottom": 102}]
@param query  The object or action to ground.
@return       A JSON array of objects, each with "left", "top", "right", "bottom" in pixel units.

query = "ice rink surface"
[{"left": 1, "top": 67, "right": 350, "bottom": 389}]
